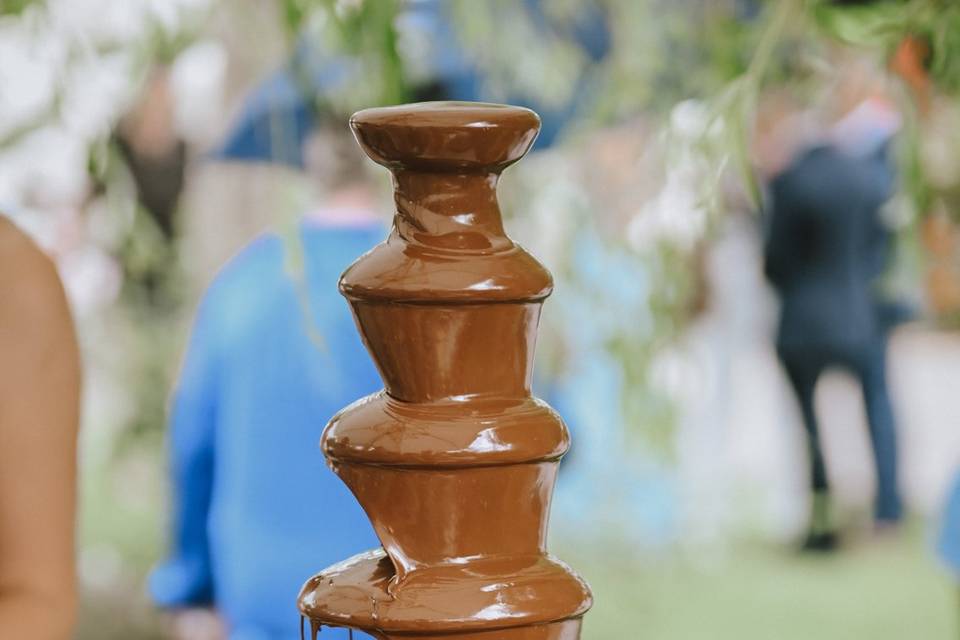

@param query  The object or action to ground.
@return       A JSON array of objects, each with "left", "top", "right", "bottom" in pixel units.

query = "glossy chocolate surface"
[{"left": 298, "top": 102, "right": 591, "bottom": 638}]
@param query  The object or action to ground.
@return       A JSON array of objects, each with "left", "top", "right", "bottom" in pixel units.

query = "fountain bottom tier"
[{"left": 298, "top": 548, "right": 591, "bottom": 639}]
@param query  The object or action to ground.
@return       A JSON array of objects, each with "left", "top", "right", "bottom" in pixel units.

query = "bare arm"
[{"left": 0, "top": 218, "right": 80, "bottom": 639}]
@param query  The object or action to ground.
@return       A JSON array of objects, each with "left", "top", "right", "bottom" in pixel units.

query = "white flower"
[
  {"left": 627, "top": 162, "right": 708, "bottom": 253},
  {"left": 48, "top": 0, "right": 150, "bottom": 45},
  {"left": 670, "top": 99, "right": 710, "bottom": 141},
  {"left": 59, "top": 244, "right": 123, "bottom": 316},
  {"left": 170, "top": 40, "right": 227, "bottom": 145},
  {"left": 0, "top": 23, "right": 64, "bottom": 137},
  {"left": 61, "top": 52, "right": 137, "bottom": 140},
  {"left": 0, "top": 126, "right": 90, "bottom": 207}
]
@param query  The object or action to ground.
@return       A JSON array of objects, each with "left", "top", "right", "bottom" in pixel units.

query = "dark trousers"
[{"left": 777, "top": 339, "right": 902, "bottom": 522}]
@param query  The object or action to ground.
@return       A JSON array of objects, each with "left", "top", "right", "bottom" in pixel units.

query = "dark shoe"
[{"left": 800, "top": 530, "right": 839, "bottom": 553}]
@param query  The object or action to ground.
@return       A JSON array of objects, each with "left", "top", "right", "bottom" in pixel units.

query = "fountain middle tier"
[
  {"left": 322, "top": 392, "right": 570, "bottom": 573},
  {"left": 324, "top": 392, "right": 570, "bottom": 467}
]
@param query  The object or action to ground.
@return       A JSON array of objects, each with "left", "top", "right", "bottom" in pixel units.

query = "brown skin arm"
[{"left": 0, "top": 218, "right": 80, "bottom": 639}]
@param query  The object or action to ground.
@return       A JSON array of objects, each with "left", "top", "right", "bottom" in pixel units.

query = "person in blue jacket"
[{"left": 149, "top": 119, "right": 384, "bottom": 639}]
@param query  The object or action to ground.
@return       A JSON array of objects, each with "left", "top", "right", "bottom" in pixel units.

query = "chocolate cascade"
[{"left": 298, "top": 101, "right": 592, "bottom": 639}]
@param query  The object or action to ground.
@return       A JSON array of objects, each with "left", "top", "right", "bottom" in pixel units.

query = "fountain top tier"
[
  {"left": 350, "top": 101, "right": 541, "bottom": 173},
  {"left": 341, "top": 101, "right": 552, "bottom": 306}
]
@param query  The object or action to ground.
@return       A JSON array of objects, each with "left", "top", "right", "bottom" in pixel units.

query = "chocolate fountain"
[{"left": 298, "top": 102, "right": 592, "bottom": 639}]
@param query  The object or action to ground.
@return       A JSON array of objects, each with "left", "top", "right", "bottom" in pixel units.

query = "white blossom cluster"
[
  {"left": 0, "top": 0, "right": 219, "bottom": 314},
  {"left": 626, "top": 99, "right": 720, "bottom": 254}
]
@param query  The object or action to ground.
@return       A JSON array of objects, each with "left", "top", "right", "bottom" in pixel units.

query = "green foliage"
[
  {"left": 448, "top": 0, "right": 591, "bottom": 109},
  {"left": 320, "top": 0, "right": 407, "bottom": 104},
  {"left": 812, "top": 0, "right": 960, "bottom": 94},
  {"left": 613, "top": 243, "right": 705, "bottom": 456},
  {"left": 719, "top": 0, "right": 804, "bottom": 206},
  {"left": 899, "top": 106, "right": 934, "bottom": 217},
  {"left": 0, "top": 0, "right": 41, "bottom": 16},
  {"left": 282, "top": 0, "right": 408, "bottom": 110},
  {"left": 282, "top": 0, "right": 311, "bottom": 36},
  {"left": 811, "top": 0, "right": 960, "bottom": 226},
  {"left": 96, "top": 141, "right": 186, "bottom": 458},
  {"left": 810, "top": 0, "right": 910, "bottom": 50},
  {"left": 594, "top": 0, "right": 756, "bottom": 119}
]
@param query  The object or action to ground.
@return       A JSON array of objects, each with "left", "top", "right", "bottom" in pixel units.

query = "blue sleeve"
[
  {"left": 149, "top": 293, "right": 220, "bottom": 608},
  {"left": 938, "top": 472, "right": 960, "bottom": 578}
]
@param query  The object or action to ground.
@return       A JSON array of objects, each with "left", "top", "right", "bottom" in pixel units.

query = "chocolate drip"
[{"left": 297, "top": 102, "right": 591, "bottom": 639}]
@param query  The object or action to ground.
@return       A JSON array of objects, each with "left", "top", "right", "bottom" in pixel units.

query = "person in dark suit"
[{"left": 764, "top": 118, "right": 902, "bottom": 550}]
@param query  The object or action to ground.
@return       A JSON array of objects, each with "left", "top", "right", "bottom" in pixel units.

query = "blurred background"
[{"left": 4, "top": 0, "right": 960, "bottom": 638}]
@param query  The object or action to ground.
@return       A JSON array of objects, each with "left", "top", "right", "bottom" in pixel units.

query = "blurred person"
[
  {"left": 939, "top": 474, "right": 960, "bottom": 622},
  {"left": 763, "top": 85, "right": 904, "bottom": 550},
  {"left": 149, "top": 118, "right": 384, "bottom": 640},
  {"left": 0, "top": 216, "right": 81, "bottom": 639}
]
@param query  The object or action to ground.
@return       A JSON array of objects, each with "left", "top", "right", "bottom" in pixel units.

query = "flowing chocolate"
[{"left": 298, "top": 102, "right": 592, "bottom": 639}]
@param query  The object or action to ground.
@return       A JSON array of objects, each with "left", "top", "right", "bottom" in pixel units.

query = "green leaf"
[
  {"left": 0, "top": 0, "right": 42, "bottom": 16},
  {"left": 811, "top": 0, "right": 907, "bottom": 49}
]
